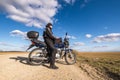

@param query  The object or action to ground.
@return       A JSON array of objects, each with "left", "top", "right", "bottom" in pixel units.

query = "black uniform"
[{"left": 43, "top": 27, "right": 57, "bottom": 68}]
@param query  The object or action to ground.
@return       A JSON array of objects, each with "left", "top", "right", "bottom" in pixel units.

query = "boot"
[{"left": 49, "top": 65, "right": 58, "bottom": 69}]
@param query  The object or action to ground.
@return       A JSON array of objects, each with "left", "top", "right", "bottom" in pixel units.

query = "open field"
[
  {"left": 75, "top": 51, "right": 120, "bottom": 80},
  {"left": 0, "top": 51, "right": 119, "bottom": 80}
]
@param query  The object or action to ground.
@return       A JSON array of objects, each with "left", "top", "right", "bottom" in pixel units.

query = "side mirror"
[{"left": 66, "top": 32, "right": 68, "bottom": 36}]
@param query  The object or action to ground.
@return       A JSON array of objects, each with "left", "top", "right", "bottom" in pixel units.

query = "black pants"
[{"left": 45, "top": 38, "right": 57, "bottom": 66}]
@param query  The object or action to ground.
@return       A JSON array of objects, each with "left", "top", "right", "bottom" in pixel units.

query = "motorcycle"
[{"left": 26, "top": 31, "right": 76, "bottom": 65}]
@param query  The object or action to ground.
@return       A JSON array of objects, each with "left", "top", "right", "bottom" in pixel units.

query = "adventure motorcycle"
[{"left": 26, "top": 31, "right": 76, "bottom": 65}]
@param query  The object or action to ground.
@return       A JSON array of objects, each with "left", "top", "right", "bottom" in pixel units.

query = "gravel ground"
[{"left": 0, "top": 52, "right": 92, "bottom": 80}]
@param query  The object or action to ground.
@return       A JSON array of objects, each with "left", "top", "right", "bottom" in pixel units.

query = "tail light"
[{"left": 31, "top": 41, "right": 35, "bottom": 45}]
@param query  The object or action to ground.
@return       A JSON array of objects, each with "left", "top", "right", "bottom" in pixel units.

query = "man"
[{"left": 43, "top": 23, "right": 58, "bottom": 69}]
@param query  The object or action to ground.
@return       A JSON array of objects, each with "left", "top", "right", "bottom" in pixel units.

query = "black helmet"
[{"left": 46, "top": 23, "right": 52, "bottom": 28}]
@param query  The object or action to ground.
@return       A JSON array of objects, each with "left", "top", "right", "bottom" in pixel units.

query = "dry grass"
[
  {"left": 76, "top": 51, "right": 120, "bottom": 59},
  {"left": 74, "top": 51, "right": 120, "bottom": 80}
]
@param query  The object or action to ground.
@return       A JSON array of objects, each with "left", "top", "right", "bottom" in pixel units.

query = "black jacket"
[{"left": 43, "top": 27, "right": 56, "bottom": 42}]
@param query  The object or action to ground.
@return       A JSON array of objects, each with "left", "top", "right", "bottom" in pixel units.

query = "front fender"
[{"left": 65, "top": 48, "right": 73, "bottom": 52}]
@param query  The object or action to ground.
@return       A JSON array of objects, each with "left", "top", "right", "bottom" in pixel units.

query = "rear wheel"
[
  {"left": 28, "top": 48, "right": 46, "bottom": 65},
  {"left": 65, "top": 50, "right": 76, "bottom": 65}
]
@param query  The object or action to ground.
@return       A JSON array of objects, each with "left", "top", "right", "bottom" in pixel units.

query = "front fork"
[{"left": 61, "top": 49, "right": 73, "bottom": 59}]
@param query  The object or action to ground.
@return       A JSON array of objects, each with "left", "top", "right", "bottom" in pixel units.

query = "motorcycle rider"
[{"left": 43, "top": 23, "right": 58, "bottom": 69}]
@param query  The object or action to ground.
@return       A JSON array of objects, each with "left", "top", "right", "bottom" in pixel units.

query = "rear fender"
[{"left": 26, "top": 44, "right": 35, "bottom": 51}]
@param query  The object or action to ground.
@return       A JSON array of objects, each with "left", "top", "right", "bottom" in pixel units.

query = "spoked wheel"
[
  {"left": 28, "top": 48, "right": 46, "bottom": 65},
  {"left": 65, "top": 50, "right": 76, "bottom": 65}
]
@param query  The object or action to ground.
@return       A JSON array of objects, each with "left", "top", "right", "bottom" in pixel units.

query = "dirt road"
[{"left": 0, "top": 52, "right": 92, "bottom": 80}]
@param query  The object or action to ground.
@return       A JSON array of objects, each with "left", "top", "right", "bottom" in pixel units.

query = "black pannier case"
[{"left": 27, "top": 31, "right": 39, "bottom": 39}]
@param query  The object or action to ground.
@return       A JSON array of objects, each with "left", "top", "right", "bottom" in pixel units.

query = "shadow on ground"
[
  {"left": 9, "top": 56, "right": 67, "bottom": 67},
  {"left": 9, "top": 56, "right": 30, "bottom": 65}
]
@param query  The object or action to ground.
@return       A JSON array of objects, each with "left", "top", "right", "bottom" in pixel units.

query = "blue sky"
[{"left": 0, "top": 0, "right": 120, "bottom": 51}]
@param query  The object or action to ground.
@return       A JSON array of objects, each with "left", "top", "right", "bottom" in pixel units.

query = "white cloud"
[
  {"left": 90, "top": 45, "right": 120, "bottom": 52},
  {"left": 73, "top": 42, "right": 85, "bottom": 46},
  {"left": 10, "top": 30, "right": 44, "bottom": 41},
  {"left": 64, "top": 0, "right": 76, "bottom": 4},
  {"left": 10, "top": 30, "right": 27, "bottom": 39},
  {"left": 80, "top": 0, "right": 90, "bottom": 8},
  {"left": 86, "top": 34, "right": 92, "bottom": 38},
  {"left": 0, "top": 42, "right": 16, "bottom": 47},
  {"left": 67, "top": 35, "right": 77, "bottom": 39},
  {"left": 93, "top": 33, "right": 120, "bottom": 43},
  {"left": 93, "top": 45, "right": 108, "bottom": 48},
  {"left": 0, "top": 0, "right": 60, "bottom": 28},
  {"left": 0, "top": 41, "right": 29, "bottom": 51},
  {"left": 70, "top": 42, "right": 85, "bottom": 51},
  {"left": 71, "top": 45, "right": 120, "bottom": 52}
]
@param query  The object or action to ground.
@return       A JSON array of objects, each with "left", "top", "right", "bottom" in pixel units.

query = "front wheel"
[
  {"left": 65, "top": 50, "right": 76, "bottom": 65},
  {"left": 28, "top": 48, "right": 46, "bottom": 65}
]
